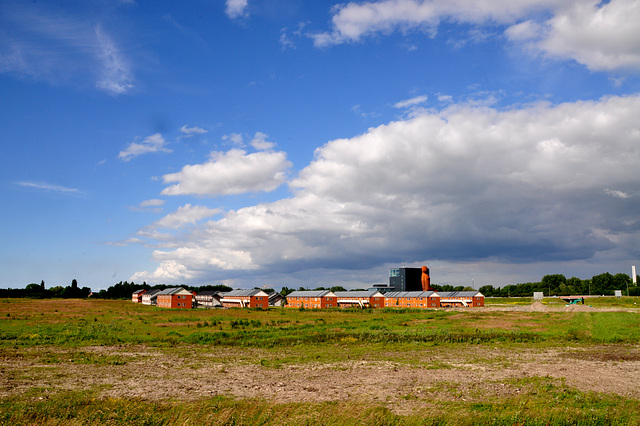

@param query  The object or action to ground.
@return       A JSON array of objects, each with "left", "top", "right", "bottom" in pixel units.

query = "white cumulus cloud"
[
  {"left": 522, "top": 0, "right": 640, "bottom": 72},
  {"left": 311, "top": 0, "right": 553, "bottom": 47},
  {"left": 312, "top": 0, "right": 640, "bottom": 72},
  {"left": 161, "top": 148, "right": 291, "bottom": 196},
  {"left": 250, "top": 132, "right": 276, "bottom": 151}
]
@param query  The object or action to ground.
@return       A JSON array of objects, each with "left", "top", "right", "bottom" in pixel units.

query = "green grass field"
[{"left": 2, "top": 298, "right": 640, "bottom": 425}]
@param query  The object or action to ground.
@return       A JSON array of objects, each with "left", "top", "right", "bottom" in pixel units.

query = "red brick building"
[
  {"left": 383, "top": 291, "right": 440, "bottom": 308},
  {"left": 220, "top": 289, "right": 269, "bottom": 308},
  {"left": 333, "top": 290, "right": 385, "bottom": 308},
  {"left": 131, "top": 289, "right": 146, "bottom": 303},
  {"left": 437, "top": 291, "right": 484, "bottom": 307},
  {"left": 382, "top": 290, "right": 484, "bottom": 308},
  {"left": 156, "top": 287, "right": 194, "bottom": 309},
  {"left": 285, "top": 290, "right": 337, "bottom": 309}
]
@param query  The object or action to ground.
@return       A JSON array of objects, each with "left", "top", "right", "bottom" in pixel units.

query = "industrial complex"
[{"left": 132, "top": 266, "right": 484, "bottom": 309}]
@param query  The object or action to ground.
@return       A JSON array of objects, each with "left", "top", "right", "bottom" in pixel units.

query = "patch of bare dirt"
[
  {"left": 564, "top": 304, "right": 595, "bottom": 312},
  {"left": 2, "top": 344, "right": 640, "bottom": 411},
  {"left": 559, "top": 348, "right": 640, "bottom": 362}
]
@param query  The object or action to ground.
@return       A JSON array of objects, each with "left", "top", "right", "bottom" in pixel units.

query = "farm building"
[
  {"left": 384, "top": 291, "right": 440, "bottom": 308},
  {"left": 131, "top": 289, "right": 146, "bottom": 303},
  {"left": 437, "top": 291, "right": 484, "bottom": 307},
  {"left": 220, "top": 289, "right": 269, "bottom": 308},
  {"left": 285, "top": 290, "right": 337, "bottom": 309},
  {"left": 333, "top": 290, "right": 384, "bottom": 308},
  {"left": 268, "top": 292, "right": 284, "bottom": 307},
  {"left": 156, "top": 287, "right": 194, "bottom": 309},
  {"left": 142, "top": 289, "right": 161, "bottom": 306},
  {"left": 195, "top": 291, "right": 223, "bottom": 308}
]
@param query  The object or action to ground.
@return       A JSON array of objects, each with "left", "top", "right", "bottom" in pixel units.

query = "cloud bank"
[
  {"left": 132, "top": 94, "right": 640, "bottom": 284},
  {"left": 312, "top": 0, "right": 640, "bottom": 72}
]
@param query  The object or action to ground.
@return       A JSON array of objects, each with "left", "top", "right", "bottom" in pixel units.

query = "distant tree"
[
  {"left": 541, "top": 274, "right": 566, "bottom": 296},
  {"left": 191, "top": 284, "right": 232, "bottom": 293},
  {"left": 591, "top": 273, "right": 614, "bottom": 295},
  {"left": 71, "top": 279, "right": 78, "bottom": 289},
  {"left": 613, "top": 273, "right": 631, "bottom": 294},
  {"left": 331, "top": 286, "right": 347, "bottom": 293},
  {"left": 566, "top": 277, "right": 584, "bottom": 294},
  {"left": 40, "top": 280, "right": 45, "bottom": 290},
  {"left": 49, "top": 286, "right": 65, "bottom": 297},
  {"left": 24, "top": 283, "right": 50, "bottom": 298},
  {"left": 25, "top": 283, "right": 41, "bottom": 292},
  {"left": 433, "top": 284, "right": 455, "bottom": 291},
  {"left": 478, "top": 285, "right": 495, "bottom": 297}
]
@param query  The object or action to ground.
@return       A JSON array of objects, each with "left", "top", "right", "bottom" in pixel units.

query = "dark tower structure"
[{"left": 389, "top": 267, "right": 423, "bottom": 292}]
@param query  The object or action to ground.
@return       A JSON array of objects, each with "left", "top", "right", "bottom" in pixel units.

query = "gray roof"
[
  {"left": 333, "top": 290, "right": 383, "bottom": 298},
  {"left": 384, "top": 291, "right": 437, "bottom": 298},
  {"left": 157, "top": 287, "right": 187, "bottom": 295},
  {"left": 224, "top": 289, "right": 265, "bottom": 297},
  {"left": 287, "top": 290, "right": 334, "bottom": 298},
  {"left": 143, "top": 289, "right": 161, "bottom": 297},
  {"left": 438, "top": 291, "right": 482, "bottom": 297}
]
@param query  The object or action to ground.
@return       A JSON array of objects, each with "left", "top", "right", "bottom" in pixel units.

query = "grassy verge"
[
  {"left": 2, "top": 300, "right": 640, "bottom": 350},
  {"left": 2, "top": 376, "right": 638, "bottom": 426}
]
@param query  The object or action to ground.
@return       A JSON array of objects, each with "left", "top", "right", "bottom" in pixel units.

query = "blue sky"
[{"left": 2, "top": 0, "right": 640, "bottom": 291}]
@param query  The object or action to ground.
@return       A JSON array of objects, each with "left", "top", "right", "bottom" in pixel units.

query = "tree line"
[
  {"left": 3, "top": 272, "right": 639, "bottom": 299},
  {"left": 90, "top": 282, "right": 233, "bottom": 299},
  {"left": 0, "top": 280, "right": 233, "bottom": 300},
  {"left": 0, "top": 279, "right": 91, "bottom": 299},
  {"left": 478, "top": 273, "right": 640, "bottom": 297}
]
